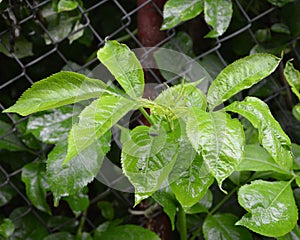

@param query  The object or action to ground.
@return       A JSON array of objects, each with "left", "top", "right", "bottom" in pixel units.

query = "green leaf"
[
  {"left": 3, "top": 71, "right": 115, "bottom": 116},
  {"left": 226, "top": 97, "right": 293, "bottom": 170},
  {"left": 0, "top": 219, "right": 14, "bottom": 238},
  {"left": 292, "top": 103, "right": 300, "bottom": 121},
  {"left": 47, "top": 131, "right": 111, "bottom": 205},
  {"left": 267, "top": 0, "right": 295, "bottom": 7},
  {"left": 99, "top": 225, "right": 160, "bottom": 240},
  {"left": 65, "top": 191, "right": 89, "bottom": 216},
  {"left": 0, "top": 120, "right": 28, "bottom": 151},
  {"left": 204, "top": 0, "right": 233, "bottom": 38},
  {"left": 65, "top": 95, "right": 136, "bottom": 164},
  {"left": 271, "top": 23, "right": 291, "bottom": 35},
  {"left": 186, "top": 108, "right": 245, "bottom": 190},
  {"left": 121, "top": 126, "right": 178, "bottom": 205},
  {"left": 184, "top": 190, "right": 213, "bottom": 214},
  {"left": 284, "top": 60, "right": 300, "bottom": 101},
  {"left": 203, "top": 213, "right": 252, "bottom": 240},
  {"left": 44, "top": 232, "right": 74, "bottom": 240},
  {"left": 161, "top": 0, "right": 203, "bottom": 30},
  {"left": 152, "top": 187, "right": 178, "bottom": 230},
  {"left": 0, "top": 34, "right": 33, "bottom": 59},
  {"left": 98, "top": 201, "right": 115, "bottom": 220},
  {"left": 170, "top": 154, "right": 214, "bottom": 208},
  {"left": 26, "top": 105, "right": 81, "bottom": 144},
  {"left": 237, "top": 180, "right": 298, "bottom": 237},
  {"left": 97, "top": 40, "right": 144, "bottom": 98},
  {"left": 57, "top": 0, "right": 78, "bottom": 12},
  {"left": 21, "top": 162, "right": 51, "bottom": 214},
  {"left": 277, "top": 224, "right": 300, "bottom": 240},
  {"left": 237, "top": 145, "right": 288, "bottom": 174},
  {"left": 207, "top": 53, "right": 281, "bottom": 110},
  {"left": 154, "top": 82, "right": 207, "bottom": 119}
]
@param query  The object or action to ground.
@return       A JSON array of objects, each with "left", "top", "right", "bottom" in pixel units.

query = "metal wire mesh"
[{"left": 0, "top": 0, "right": 300, "bottom": 237}]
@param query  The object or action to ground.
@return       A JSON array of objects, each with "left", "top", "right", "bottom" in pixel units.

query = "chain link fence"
[{"left": 1, "top": 0, "right": 300, "bottom": 237}]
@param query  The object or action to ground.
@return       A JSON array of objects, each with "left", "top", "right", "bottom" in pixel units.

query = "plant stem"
[
  {"left": 76, "top": 210, "right": 87, "bottom": 236},
  {"left": 178, "top": 205, "right": 187, "bottom": 240},
  {"left": 139, "top": 107, "right": 155, "bottom": 125},
  {"left": 115, "top": 29, "right": 138, "bottom": 42},
  {"left": 209, "top": 185, "right": 239, "bottom": 215}
]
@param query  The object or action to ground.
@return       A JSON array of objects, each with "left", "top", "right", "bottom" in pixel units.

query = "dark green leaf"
[
  {"left": 204, "top": 0, "right": 233, "bottom": 38},
  {"left": 271, "top": 23, "right": 291, "bottom": 35},
  {"left": 3, "top": 71, "right": 115, "bottom": 116},
  {"left": 47, "top": 131, "right": 111, "bottom": 205},
  {"left": 121, "top": 126, "right": 178, "bottom": 205},
  {"left": 203, "top": 213, "right": 252, "bottom": 240},
  {"left": 161, "top": 0, "right": 203, "bottom": 29},
  {"left": 186, "top": 108, "right": 245, "bottom": 191},
  {"left": 267, "top": 0, "right": 294, "bottom": 7},
  {"left": 0, "top": 34, "right": 33, "bottom": 59},
  {"left": 98, "top": 201, "right": 114, "bottom": 220},
  {"left": 21, "top": 161, "right": 51, "bottom": 214},
  {"left": 44, "top": 232, "right": 74, "bottom": 240},
  {"left": 99, "top": 225, "right": 160, "bottom": 240},
  {"left": 0, "top": 219, "right": 14, "bottom": 238},
  {"left": 65, "top": 191, "right": 89, "bottom": 216},
  {"left": 57, "top": 0, "right": 78, "bottom": 12},
  {"left": 0, "top": 182, "right": 15, "bottom": 207},
  {"left": 171, "top": 154, "right": 214, "bottom": 208},
  {"left": 97, "top": 40, "right": 144, "bottom": 98},
  {"left": 229, "top": 171, "right": 251, "bottom": 186},
  {"left": 94, "top": 219, "right": 123, "bottom": 239},
  {"left": 207, "top": 54, "right": 280, "bottom": 110},
  {"left": 0, "top": 120, "right": 28, "bottom": 152},
  {"left": 27, "top": 105, "right": 80, "bottom": 144},
  {"left": 284, "top": 60, "right": 300, "bottom": 101},
  {"left": 226, "top": 97, "right": 293, "bottom": 170},
  {"left": 282, "top": 0, "right": 300, "bottom": 36},
  {"left": 184, "top": 190, "right": 213, "bottom": 214},
  {"left": 65, "top": 95, "right": 136, "bottom": 163},
  {"left": 152, "top": 187, "right": 178, "bottom": 230},
  {"left": 277, "top": 224, "right": 300, "bottom": 240},
  {"left": 237, "top": 180, "right": 298, "bottom": 237},
  {"left": 237, "top": 145, "right": 288, "bottom": 174}
]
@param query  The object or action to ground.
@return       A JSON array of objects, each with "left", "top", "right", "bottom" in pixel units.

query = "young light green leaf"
[
  {"left": 186, "top": 108, "right": 245, "bottom": 191},
  {"left": 237, "top": 145, "right": 289, "bottom": 174},
  {"left": 121, "top": 126, "right": 178, "bottom": 205},
  {"left": 152, "top": 187, "right": 178, "bottom": 230},
  {"left": 57, "top": 0, "right": 78, "bottom": 13},
  {"left": 284, "top": 60, "right": 300, "bottom": 101},
  {"left": 203, "top": 213, "right": 252, "bottom": 240},
  {"left": 161, "top": 0, "right": 203, "bottom": 30},
  {"left": 99, "top": 225, "right": 160, "bottom": 240},
  {"left": 292, "top": 103, "right": 300, "bottom": 121},
  {"left": 26, "top": 105, "right": 81, "bottom": 144},
  {"left": 97, "top": 40, "right": 144, "bottom": 99},
  {"left": 237, "top": 180, "right": 298, "bottom": 237},
  {"left": 226, "top": 97, "right": 293, "bottom": 170},
  {"left": 0, "top": 219, "right": 15, "bottom": 238},
  {"left": 64, "top": 95, "right": 136, "bottom": 164},
  {"left": 47, "top": 131, "right": 111, "bottom": 205},
  {"left": 170, "top": 154, "right": 214, "bottom": 208},
  {"left": 207, "top": 54, "right": 281, "bottom": 110},
  {"left": 0, "top": 120, "right": 28, "bottom": 152},
  {"left": 3, "top": 71, "right": 115, "bottom": 116},
  {"left": 154, "top": 82, "right": 207, "bottom": 119},
  {"left": 21, "top": 162, "right": 51, "bottom": 214},
  {"left": 204, "top": 0, "right": 233, "bottom": 38}
]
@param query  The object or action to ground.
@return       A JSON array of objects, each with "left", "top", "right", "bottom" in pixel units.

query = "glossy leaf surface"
[
  {"left": 267, "top": 0, "right": 294, "bottom": 7},
  {"left": 187, "top": 108, "right": 244, "bottom": 190},
  {"left": 3, "top": 71, "right": 114, "bottom": 116},
  {"left": 121, "top": 126, "right": 178, "bottom": 205},
  {"left": 65, "top": 95, "right": 135, "bottom": 163},
  {"left": 237, "top": 145, "right": 288, "bottom": 174},
  {"left": 57, "top": 0, "right": 78, "bottom": 12},
  {"left": 203, "top": 213, "right": 252, "bottom": 240},
  {"left": 99, "top": 225, "right": 160, "bottom": 240},
  {"left": 237, "top": 180, "right": 298, "bottom": 237},
  {"left": 47, "top": 131, "right": 111, "bottom": 205},
  {"left": 207, "top": 54, "right": 280, "bottom": 110},
  {"left": 226, "top": 97, "right": 293, "bottom": 170},
  {"left": 284, "top": 60, "right": 300, "bottom": 100},
  {"left": 21, "top": 162, "right": 51, "bottom": 214},
  {"left": 170, "top": 154, "right": 214, "bottom": 208},
  {"left": 204, "top": 0, "right": 233, "bottom": 38},
  {"left": 0, "top": 219, "right": 15, "bottom": 238},
  {"left": 161, "top": 0, "right": 203, "bottom": 30},
  {"left": 97, "top": 40, "right": 144, "bottom": 98}
]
